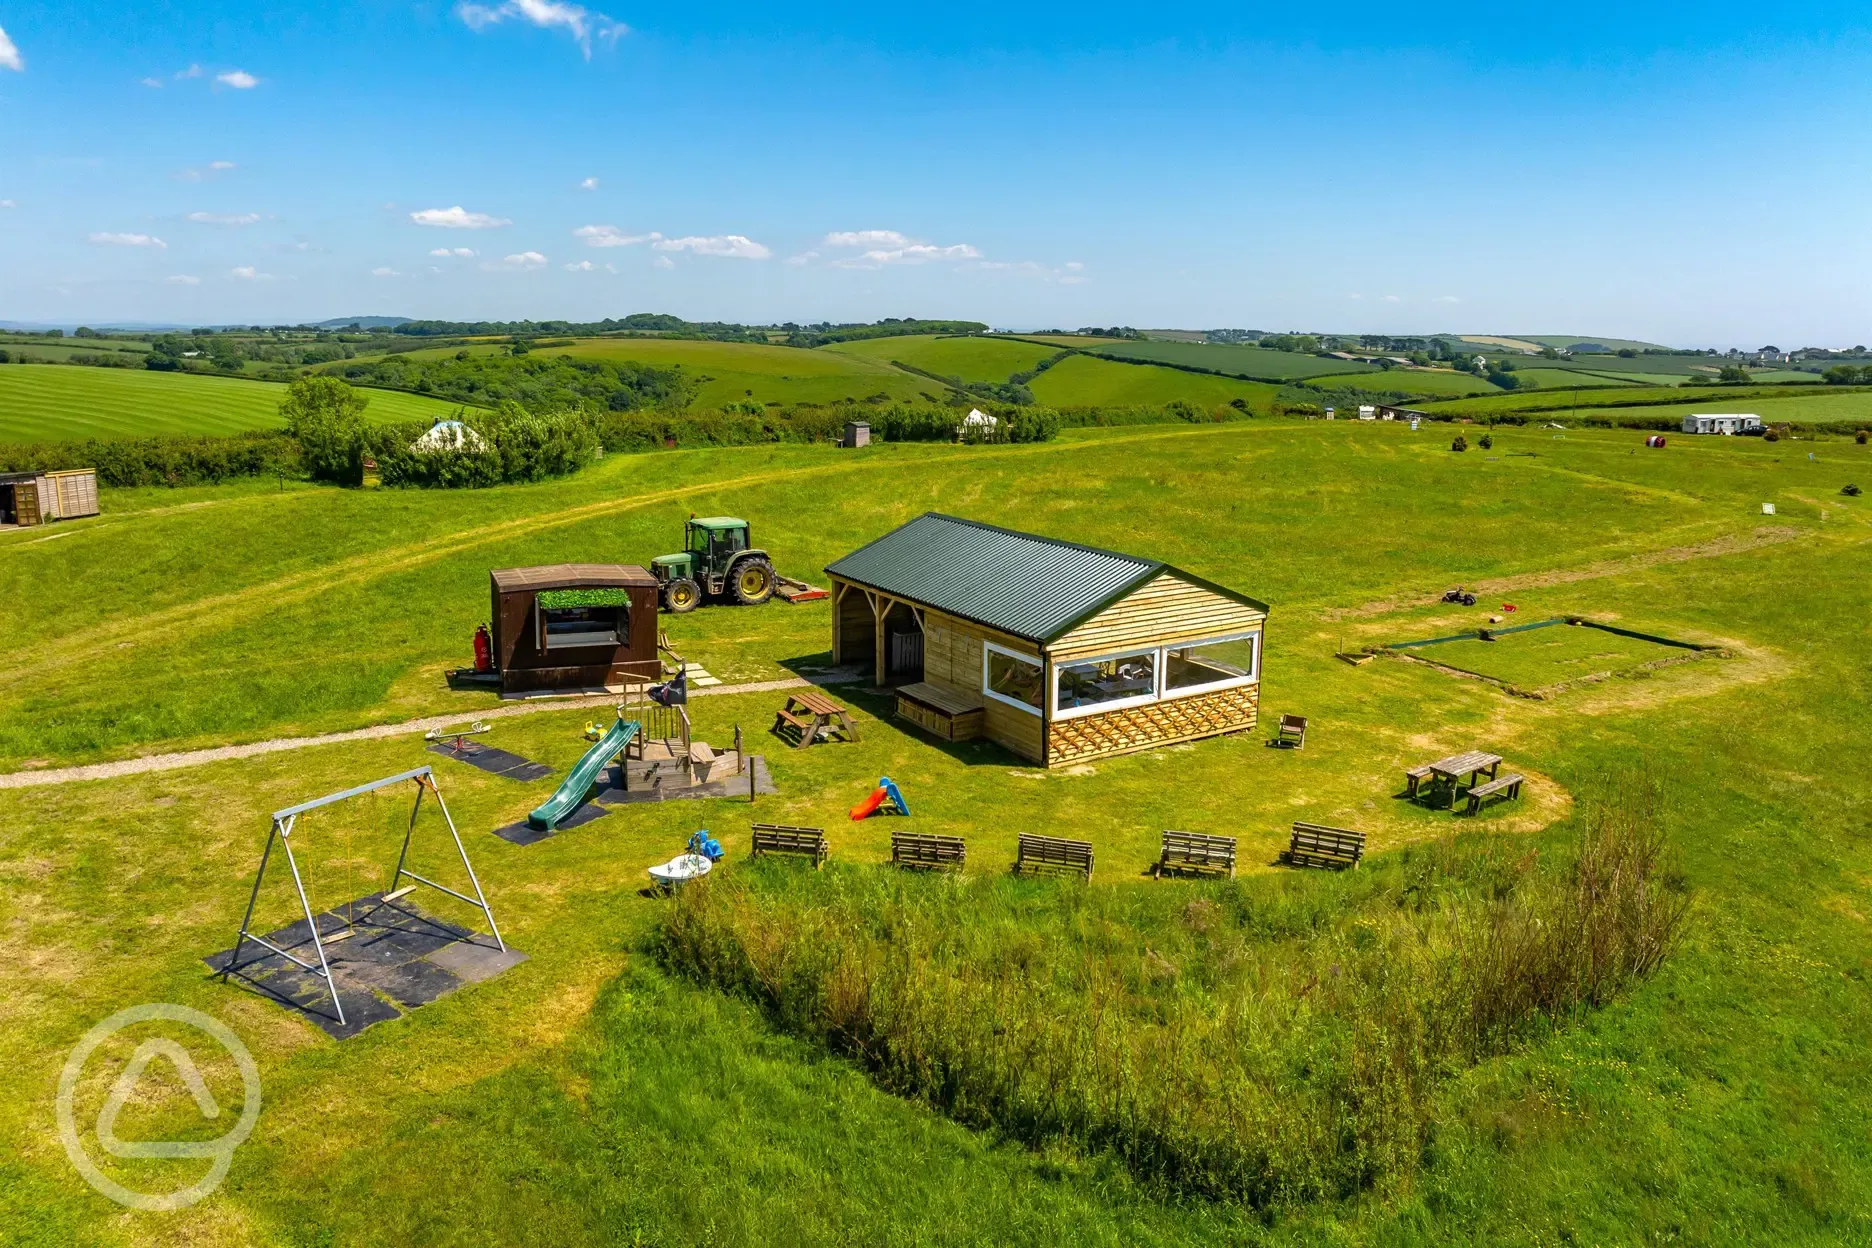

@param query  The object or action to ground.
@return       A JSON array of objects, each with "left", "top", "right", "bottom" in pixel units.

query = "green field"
[
  {"left": 1424, "top": 382, "right": 1872, "bottom": 421},
  {"left": 1028, "top": 352, "right": 1282, "bottom": 409},
  {"left": 2, "top": 422, "right": 1870, "bottom": 1245},
  {"left": 0, "top": 365, "right": 468, "bottom": 443},
  {"left": 1091, "top": 338, "right": 1380, "bottom": 381},
  {"left": 1395, "top": 621, "right": 1698, "bottom": 691},
  {"left": 553, "top": 337, "right": 935, "bottom": 407},
  {"left": 1507, "top": 367, "right": 1644, "bottom": 390},
  {"left": 1310, "top": 367, "right": 1501, "bottom": 397},
  {"left": 820, "top": 334, "right": 1059, "bottom": 384}
]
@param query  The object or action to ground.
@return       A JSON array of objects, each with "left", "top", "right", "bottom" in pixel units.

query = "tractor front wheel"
[
  {"left": 731, "top": 558, "right": 776, "bottom": 606},
  {"left": 663, "top": 577, "right": 703, "bottom": 613}
]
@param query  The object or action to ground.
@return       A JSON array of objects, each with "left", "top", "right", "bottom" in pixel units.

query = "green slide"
[{"left": 527, "top": 719, "right": 641, "bottom": 831}]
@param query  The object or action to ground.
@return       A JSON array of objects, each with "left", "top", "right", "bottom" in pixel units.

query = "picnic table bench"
[
  {"left": 1155, "top": 830, "right": 1237, "bottom": 878},
  {"left": 1016, "top": 833, "right": 1093, "bottom": 880},
  {"left": 1407, "top": 750, "right": 1503, "bottom": 807},
  {"left": 1285, "top": 822, "right": 1366, "bottom": 870},
  {"left": 772, "top": 690, "right": 859, "bottom": 749},
  {"left": 751, "top": 822, "right": 828, "bottom": 867},
  {"left": 891, "top": 831, "right": 966, "bottom": 871},
  {"left": 1463, "top": 773, "right": 1525, "bottom": 815}
]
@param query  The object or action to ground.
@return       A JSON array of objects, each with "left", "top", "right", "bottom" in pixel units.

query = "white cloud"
[
  {"left": 653, "top": 234, "right": 771, "bottom": 259},
  {"left": 785, "top": 250, "right": 819, "bottom": 267},
  {"left": 0, "top": 199, "right": 15, "bottom": 209},
  {"left": 564, "top": 259, "right": 595, "bottom": 271},
  {"left": 1434, "top": 294, "right": 1462, "bottom": 304},
  {"left": 824, "top": 229, "right": 910, "bottom": 248},
  {"left": 1064, "top": 261, "right": 1084, "bottom": 271},
  {"left": 574, "top": 223, "right": 659, "bottom": 247},
  {"left": 410, "top": 205, "right": 511, "bottom": 229},
  {"left": 231, "top": 265, "right": 275, "bottom": 280},
  {"left": 176, "top": 64, "right": 203, "bottom": 79},
  {"left": 187, "top": 211, "right": 262, "bottom": 226},
  {"left": 430, "top": 246, "right": 477, "bottom": 258},
  {"left": 653, "top": 255, "right": 675, "bottom": 270},
  {"left": 166, "top": 275, "right": 201, "bottom": 285},
  {"left": 177, "top": 160, "right": 237, "bottom": 183},
  {"left": 456, "top": 0, "right": 626, "bottom": 58},
  {"left": 579, "top": 176, "right": 599, "bottom": 190},
  {"left": 1382, "top": 294, "right": 1402, "bottom": 303},
  {"left": 90, "top": 232, "right": 167, "bottom": 249},
  {"left": 371, "top": 267, "right": 401, "bottom": 277},
  {"left": 216, "top": 70, "right": 259, "bottom": 89},
  {"left": 492, "top": 251, "right": 548, "bottom": 269},
  {"left": 141, "top": 77, "right": 164, "bottom": 88},
  {"left": 833, "top": 242, "right": 980, "bottom": 269},
  {"left": 0, "top": 25, "right": 24, "bottom": 73},
  {"left": 210, "top": 160, "right": 236, "bottom": 170}
]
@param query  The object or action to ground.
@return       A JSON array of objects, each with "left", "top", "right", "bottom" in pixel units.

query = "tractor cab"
[{"left": 651, "top": 516, "right": 776, "bottom": 612}]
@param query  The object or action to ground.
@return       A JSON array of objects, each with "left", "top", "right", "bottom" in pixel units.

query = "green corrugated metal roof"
[{"left": 825, "top": 513, "right": 1266, "bottom": 645}]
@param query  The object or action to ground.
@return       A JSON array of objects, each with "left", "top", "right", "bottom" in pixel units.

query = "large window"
[
  {"left": 982, "top": 642, "right": 1044, "bottom": 715},
  {"left": 1163, "top": 632, "right": 1259, "bottom": 697},
  {"left": 536, "top": 588, "right": 631, "bottom": 651},
  {"left": 1054, "top": 648, "right": 1158, "bottom": 717}
]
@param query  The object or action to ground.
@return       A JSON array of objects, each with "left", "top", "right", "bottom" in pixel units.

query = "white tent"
[
  {"left": 411, "top": 420, "right": 488, "bottom": 453},
  {"left": 960, "top": 408, "right": 998, "bottom": 430}
]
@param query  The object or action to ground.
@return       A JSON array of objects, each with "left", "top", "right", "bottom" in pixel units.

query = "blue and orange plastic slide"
[
  {"left": 849, "top": 775, "right": 910, "bottom": 820},
  {"left": 527, "top": 719, "right": 640, "bottom": 831}
]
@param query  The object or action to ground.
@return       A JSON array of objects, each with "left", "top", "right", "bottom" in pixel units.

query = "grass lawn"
[
  {"left": 1314, "top": 368, "right": 1503, "bottom": 397},
  {"left": 2, "top": 422, "right": 1870, "bottom": 1245},
  {"left": 549, "top": 337, "right": 934, "bottom": 407},
  {"left": 1424, "top": 382, "right": 1872, "bottom": 421},
  {"left": 1030, "top": 353, "right": 1282, "bottom": 409},
  {"left": 818, "top": 333, "right": 1058, "bottom": 384},
  {"left": 0, "top": 366, "right": 468, "bottom": 443},
  {"left": 1393, "top": 620, "right": 1701, "bottom": 691}
]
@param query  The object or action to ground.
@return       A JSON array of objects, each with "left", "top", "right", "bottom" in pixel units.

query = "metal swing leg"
[
  {"left": 385, "top": 775, "right": 506, "bottom": 952},
  {"left": 224, "top": 814, "right": 347, "bottom": 1027}
]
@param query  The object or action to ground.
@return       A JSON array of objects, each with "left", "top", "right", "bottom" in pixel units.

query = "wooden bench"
[
  {"left": 1015, "top": 833, "right": 1093, "bottom": 880},
  {"left": 1285, "top": 822, "right": 1365, "bottom": 870},
  {"left": 771, "top": 707, "right": 813, "bottom": 745},
  {"left": 891, "top": 832, "right": 966, "bottom": 871},
  {"left": 1156, "top": 830, "right": 1237, "bottom": 878},
  {"left": 1462, "top": 773, "right": 1524, "bottom": 815},
  {"left": 751, "top": 823, "right": 828, "bottom": 867},
  {"left": 1273, "top": 714, "right": 1308, "bottom": 749},
  {"left": 894, "top": 681, "right": 986, "bottom": 743},
  {"left": 1404, "top": 764, "right": 1435, "bottom": 798}
]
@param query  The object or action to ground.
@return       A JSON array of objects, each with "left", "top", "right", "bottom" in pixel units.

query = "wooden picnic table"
[
  {"left": 774, "top": 689, "right": 860, "bottom": 748},
  {"left": 1414, "top": 750, "right": 1503, "bottom": 808}
]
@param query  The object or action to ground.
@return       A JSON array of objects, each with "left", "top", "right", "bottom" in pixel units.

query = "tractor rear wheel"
[
  {"left": 731, "top": 558, "right": 776, "bottom": 605},
  {"left": 663, "top": 577, "right": 702, "bottom": 613}
]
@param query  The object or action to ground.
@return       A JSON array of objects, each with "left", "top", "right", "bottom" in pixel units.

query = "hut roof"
[
  {"left": 490, "top": 564, "right": 656, "bottom": 592},
  {"left": 825, "top": 512, "right": 1267, "bottom": 644}
]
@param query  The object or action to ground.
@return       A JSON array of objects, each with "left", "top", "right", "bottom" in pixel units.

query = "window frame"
[
  {"left": 1050, "top": 644, "right": 1164, "bottom": 721},
  {"left": 537, "top": 602, "right": 627, "bottom": 652},
  {"left": 1158, "top": 630, "right": 1261, "bottom": 701},
  {"left": 980, "top": 640, "right": 1045, "bottom": 717}
]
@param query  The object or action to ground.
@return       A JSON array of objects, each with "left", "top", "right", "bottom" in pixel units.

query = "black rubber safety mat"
[
  {"left": 204, "top": 892, "right": 526, "bottom": 1040},
  {"left": 491, "top": 799, "right": 610, "bottom": 845},
  {"left": 595, "top": 755, "right": 776, "bottom": 805},
  {"left": 427, "top": 741, "right": 555, "bottom": 782}
]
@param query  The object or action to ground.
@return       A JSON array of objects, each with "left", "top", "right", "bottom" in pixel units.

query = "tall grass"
[{"left": 653, "top": 784, "right": 1689, "bottom": 1207}]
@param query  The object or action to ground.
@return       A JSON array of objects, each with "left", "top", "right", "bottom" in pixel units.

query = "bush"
[
  {"left": 1857, "top": 429, "right": 1868, "bottom": 444},
  {"left": 372, "top": 402, "right": 599, "bottom": 488},
  {"left": 1452, "top": 434, "right": 1468, "bottom": 452},
  {"left": 1479, "top": 433, "right": 1494, "bottom": 449},
  {"left": 280, "top": 376, "right": 371, "bottom": 484},
  {"left": 0, "top": 431, "right": 298, "bottom": 486}
]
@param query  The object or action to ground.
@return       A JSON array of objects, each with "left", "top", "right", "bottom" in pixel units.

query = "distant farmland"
[
  {"left": 1087, "top": 339, "right": 1379, "bottom": 381},
  {"left": 1029, "top": 353, "right": 1281, "bottom": 410},
  {"left": 821, "top": 335, "right": 1058, "bottom": 386},
  {"left": 0, "top": 365, "right": 467, "bottom": 443},
  {"left": 552, "top": 338, "right": 934, "bottom": 407}
]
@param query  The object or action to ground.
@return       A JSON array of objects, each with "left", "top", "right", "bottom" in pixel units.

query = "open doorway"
[{"left": 883, "top": 599, "right": 924, "bottom": 684}]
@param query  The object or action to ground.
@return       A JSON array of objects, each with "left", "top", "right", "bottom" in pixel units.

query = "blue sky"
[{"left": 2, "top": 2, "right": 1870, "bottom": 343}]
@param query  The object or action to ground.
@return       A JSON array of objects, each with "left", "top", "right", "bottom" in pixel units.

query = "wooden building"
[
  {"left": 0, "top": 469, "right": 100, "bottom": 528},
  {"left": 488, "top": 564, "right": 660, "bottom": 697},
  {"left": 825, "top": 513, "right": 1270, "bottom": 766}
]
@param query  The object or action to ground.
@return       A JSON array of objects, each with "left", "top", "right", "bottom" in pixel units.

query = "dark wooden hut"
[{"left": 488, "top": 564, "right": 659, "bottom": 696}]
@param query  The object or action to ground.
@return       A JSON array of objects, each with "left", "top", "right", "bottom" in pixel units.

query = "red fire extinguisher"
[{"left": 473, "top": 623, "right": 493, "bottom": 673}]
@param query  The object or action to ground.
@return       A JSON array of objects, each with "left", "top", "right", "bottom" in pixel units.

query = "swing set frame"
[{"left": 220, "top": 765, "right": 504, "bottom": 1027}]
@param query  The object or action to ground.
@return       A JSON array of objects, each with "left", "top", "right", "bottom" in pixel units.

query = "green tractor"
[{"left": 651, "top": 516, "right": 777, "bottom": 613}]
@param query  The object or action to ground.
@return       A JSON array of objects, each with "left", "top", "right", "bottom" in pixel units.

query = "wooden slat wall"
[
  {"left": 1048, "top": 572, "right": 1266, "bottom": 661},
  {"left": 1047, "top": 683, "right": 1258, "bottom": 764},
  {"left": 922, "top": 608, "right": 1044, "bottom": 763}
]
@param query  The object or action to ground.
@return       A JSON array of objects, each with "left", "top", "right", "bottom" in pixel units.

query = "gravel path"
[{"left": 0, "top": 677, "right": 816, "bottom": 790}]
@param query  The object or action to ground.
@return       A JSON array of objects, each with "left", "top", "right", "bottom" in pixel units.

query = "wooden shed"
[
  {"left": 0, "top": 469, "right": 100, "bottom": 528},
  {"left": 488, "top": 564, "right": 660, "bottom": 697},
  {"left": 826, "top": 513, "right": 1270, "bottom": 766}
]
